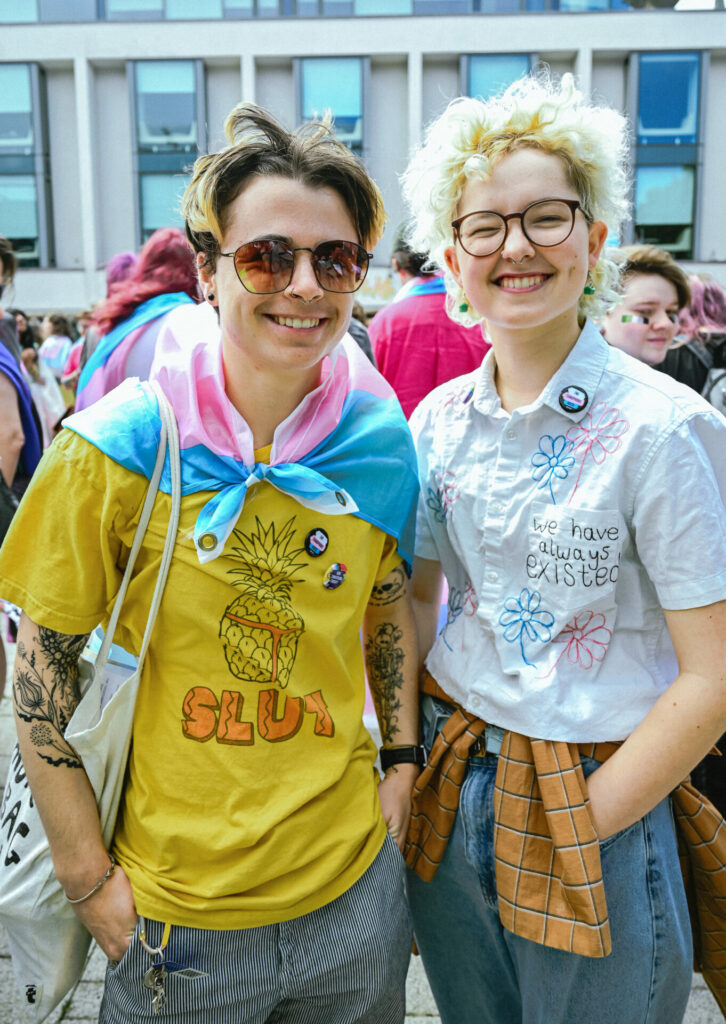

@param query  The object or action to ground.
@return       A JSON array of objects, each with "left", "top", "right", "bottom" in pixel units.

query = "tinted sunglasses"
[{"left": 219, "top": 239, "right": 372, "bottom": 295}]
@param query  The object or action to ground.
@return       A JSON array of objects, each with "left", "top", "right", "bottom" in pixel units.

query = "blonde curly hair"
[{"left": 402, "top": 72, "right": 630, "bottom": 328}]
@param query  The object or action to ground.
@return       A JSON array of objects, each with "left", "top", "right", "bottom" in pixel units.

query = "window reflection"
[
  {"left": 468, "top": 54, "right": 531, "bottom": 98},
  {"left": 140, "top": 173, "right": 187, "bottom": 240},
  {"left": 167, "top": 0, "right": 223, "bottom": 15},
  {"left": 301, "top": 57, "right": 363, "bottom": 155},
  {"left": 107, "top": 0, "right": 163, "bottom": 17},
  {"left": 638, "top": 52, "right": 699, "bottom": 145},
  {"left": 135, "top": 61, "right": 197, "bottom": 151},
  {"left": 634, "top": 165, "right": 694, "bottom": 260},
  {"left": 355, "top": 0, "right": 411, "bottom": 11},
  {"left": 0, "top": 64, "right": 34, "bottom": 151},
  {"left": 0, "top": 0, "right": 37, "bottom": 19},
  {"left": 0, "top": 175, "right": 39, "bottom": 266}
]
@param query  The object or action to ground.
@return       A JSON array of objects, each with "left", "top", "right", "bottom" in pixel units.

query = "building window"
[
  {"left": 167, "top": 0, "right": 223, "bottom": 15},
  {"left": 107, "top": 0, "right": 163, "bottom": 18},
  {"left": 634, "top": 165, "right": 695, "bottom": 261},
  {"left": 299, "top": 57, "right": 364, "bottom": 157},
  {"left": 0, "top": 0, "right": 38, "bottom": 20},
  {"left": 0, "top": 63, "right": 52, "bottom": 266},
  {"left": 467, "top": 54, "right": 532, "bottom": 99},
  {"left": 633, "top": 52, "right": 700, "bottom": 259},
  {"left": 354, "top": 0, "right": 411, "bottom": 11},
  {"left": 132, "top": 60, "right": 205, "bottom": 243}
]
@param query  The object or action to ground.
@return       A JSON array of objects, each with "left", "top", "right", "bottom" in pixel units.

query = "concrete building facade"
[{"left": 1, "top": 3, "right": 724, "bottom": 313}]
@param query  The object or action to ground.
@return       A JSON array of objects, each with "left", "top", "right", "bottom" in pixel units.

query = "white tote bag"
[{"left": 0, "top": 386, "right": 180, "bottom": 1022}]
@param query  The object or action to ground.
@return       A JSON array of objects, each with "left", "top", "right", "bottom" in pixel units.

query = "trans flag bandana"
[{"left": 64, "top": 311, "right": 418, "bottom": 567}]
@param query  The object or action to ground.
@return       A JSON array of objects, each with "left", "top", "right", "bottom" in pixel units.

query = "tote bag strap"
[{"left": 92, "top": 383, "right": 181, "bottom": 678}]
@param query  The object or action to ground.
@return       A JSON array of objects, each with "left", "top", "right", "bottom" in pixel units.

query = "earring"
[
  {"left": 583, "top": 273, "right": 595, "bottom": 296},
  {"left": 207, "top": 292, "right": 215, "bottom": 303},
  {"left": 459, "top": 294, "right": 470, "bottom": 313}
]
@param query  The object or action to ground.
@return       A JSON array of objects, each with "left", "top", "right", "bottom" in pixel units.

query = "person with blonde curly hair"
[
  {"left": 403, "top": 73, "right": 726, "bottom": 1024},
  {"left": 0, "top": 104, "right": 420, "bottom": 1023}
]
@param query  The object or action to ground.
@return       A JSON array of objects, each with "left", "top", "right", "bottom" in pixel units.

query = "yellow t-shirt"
[{"left": 0, "top": 430, "right": 401, "bottom": 928}]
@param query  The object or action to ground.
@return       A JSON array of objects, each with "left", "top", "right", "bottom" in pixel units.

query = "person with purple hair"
[
  {"left": 79, "top": 250, "right": 140, "bottom": 371},
  {"left": 75, "top": 229, "right": 201, "bottom": 410}
]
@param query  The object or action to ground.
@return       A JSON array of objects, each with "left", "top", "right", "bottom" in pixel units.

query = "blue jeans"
[{"left": 407, "top": 747, "right": 693, "bottom": 1024}]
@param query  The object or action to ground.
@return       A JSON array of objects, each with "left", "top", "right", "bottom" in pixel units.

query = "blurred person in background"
[
  {"left": 600, "top": 245, "right": 691, "bottom": 373},
  {"left": 60, "top": 310, "right": 93, "bottom": 396},
  {"left": 8, "top": 307, "right": 40, "bottom": 350},
  {"left": 0, "top": 235, "right": 22, "bottom": 363},
  {"left": 348, "top": 298, "right": 376, "bottom": 364},
  {"left": 369, "top": 223, "right": 490, "bottom": 418},
  {"left": 80, "top": 250, "right": 140, "bottom": 370},
  {"left": 38, "top": 313, "right": 73, "bottom": 381},
  {"left": 680, "top": 275, "right": 726, "bottom": 407},
  {"left": 75, "top": 228, "right": 200, "bottom": 411},
  {"left": 20, "top": 345, "right": 67, "bottom": 446}
]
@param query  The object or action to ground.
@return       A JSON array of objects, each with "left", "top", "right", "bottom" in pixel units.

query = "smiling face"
[
  {"left": 602, "top": 273, "right": 680, "bottom": 366},
  {"left": 199, "top": 175, "right": 358, "bottom": 393},
  {"left": 444, "top": 148, "right": 607, "bottom": 349}
]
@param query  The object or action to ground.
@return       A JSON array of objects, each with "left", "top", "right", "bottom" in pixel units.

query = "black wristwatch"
[{"left": 379, "top": 745, "right": 426, "bottom": 772}]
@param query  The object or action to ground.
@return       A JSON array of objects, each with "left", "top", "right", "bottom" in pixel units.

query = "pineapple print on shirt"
[{"left": 220, "top": 516, "right": 306, "bottom": 688}]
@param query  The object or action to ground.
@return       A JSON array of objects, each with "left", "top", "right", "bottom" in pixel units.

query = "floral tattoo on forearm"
[
  {"left": 13, "top": 627, "right": 90, "bottom": 769},
  {"left": 365, "top": 622, "right": 405, "bottom": 745}
]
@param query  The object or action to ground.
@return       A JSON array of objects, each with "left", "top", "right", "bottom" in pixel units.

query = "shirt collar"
[{"left": 473, "top": 319, "right": 608, "bottom": 424}]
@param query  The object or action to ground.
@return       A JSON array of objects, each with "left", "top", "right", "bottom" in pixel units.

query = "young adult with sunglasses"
[
  {"left": 0, "top": 105, "right": 420, "bottom": 1023},
  {"left": 402, "top": 74, "right": 726, "bottom": 1024}
]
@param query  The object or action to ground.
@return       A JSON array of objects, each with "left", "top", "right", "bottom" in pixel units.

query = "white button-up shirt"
[{"left": 410, "top": 319, "right": 726, "bottom": 741}]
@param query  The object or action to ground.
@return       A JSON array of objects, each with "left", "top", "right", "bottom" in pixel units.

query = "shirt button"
[
  {"left": 487, "top": 571, "right": 498, "bottom": 583},
  {"left": 470, "top": 695, "right": 481, "bottom": 710},
  {"left": 490, "top": 501, "right": 503, "bottom": 515},
  {"left": 505, "top": 429, "right": 516, "bottom": 440}
]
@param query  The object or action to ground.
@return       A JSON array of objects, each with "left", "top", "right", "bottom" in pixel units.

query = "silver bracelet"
[{"left": 64, "top": 854, "right": 116, "bottom": 905}]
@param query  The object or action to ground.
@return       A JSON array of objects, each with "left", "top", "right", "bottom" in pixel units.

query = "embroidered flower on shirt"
[
  {"left": 441, "top": 587, "right": 464, "bottom": 651},
  {"left": 444, "top": 382, "right": 475, "bottom": 409},
  {"left": 426, "top": 471, "right": 460, "bottom": 523},
  {"left": 463, "top": 580, "right": 478, "bottom": 617},
  {"left": 498, "top": 588, "right": 554, "bottom": 667},
  {"left": 435, "top": 471, "right": 460, "bottom": 513},
  {"left": 530, "top": 434, "right": 575, "bottom": 503},
  {"left": 551, "top": 611, "right": 612, "bottom": 670},
  {"left": 426, "top": 487, "right": 446, "bottom": 523},
  {"left": 566, "top": 402, "right": 630, "bottom": 501}
]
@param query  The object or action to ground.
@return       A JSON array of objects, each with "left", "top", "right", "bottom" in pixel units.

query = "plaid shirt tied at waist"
[{"left": 404, "top": 671, "right": 726, "bottom": 1018}]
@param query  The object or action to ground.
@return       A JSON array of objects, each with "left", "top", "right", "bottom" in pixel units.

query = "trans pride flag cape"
[
  {"left": 64, "top": 313, "right": 419, "bottom": 567},
  {"left": 75, "top": 292, "right": 194, "bottom": 412}
]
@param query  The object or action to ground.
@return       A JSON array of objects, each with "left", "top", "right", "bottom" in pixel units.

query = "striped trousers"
[{"left": 100, "top": 835, "right": 412, "bottom": 1023}]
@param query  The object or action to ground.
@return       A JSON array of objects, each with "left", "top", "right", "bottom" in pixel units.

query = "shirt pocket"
[{"left": 526, "top": 501, "right": 624, "bottom": 620}]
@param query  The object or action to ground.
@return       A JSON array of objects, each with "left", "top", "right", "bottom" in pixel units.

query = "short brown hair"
[
  {"left": 616, "top": 244, "right": 691, "bottom": 311},
  {"left": 183, "top": 103, "right": 386, "bottom": 267},
  {"left": 0, "top": 235, "right": 17, "bottom": 285}
]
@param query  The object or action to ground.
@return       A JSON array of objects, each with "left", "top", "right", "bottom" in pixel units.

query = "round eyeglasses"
[
  {"left": 452, "top": 199, "right": 584, "bottom": 258},
  {"left": 219, "top": 239, "right": 373, "bottom": 295}
]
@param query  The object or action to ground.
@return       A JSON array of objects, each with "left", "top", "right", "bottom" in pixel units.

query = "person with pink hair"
[{"left": 75, "top": 228, "right": 201, "bottom": 410}]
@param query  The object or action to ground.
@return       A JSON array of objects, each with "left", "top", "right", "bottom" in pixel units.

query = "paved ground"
[{"left": 0, "top": 635, "right": 721, "bottom": 1023}]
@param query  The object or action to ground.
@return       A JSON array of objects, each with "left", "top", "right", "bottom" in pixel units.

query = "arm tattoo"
[
  {"left": 364, "top": 622, "right": 404, "bottom": 745},
  {"left": 13, "top": 627, "right": 90, "bottom": 769},
  {"left": 369, "top": 564, "right": 407, "bottom": 606}
]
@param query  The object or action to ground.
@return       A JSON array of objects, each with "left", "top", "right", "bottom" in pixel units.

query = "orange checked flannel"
[{"left": 404, "top": 671, "right": 726, "bottom": 1018}]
